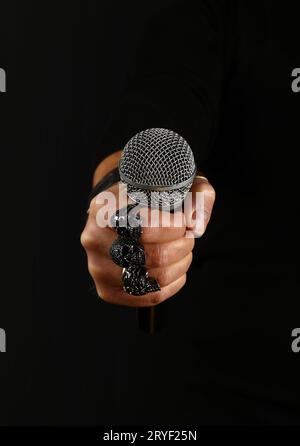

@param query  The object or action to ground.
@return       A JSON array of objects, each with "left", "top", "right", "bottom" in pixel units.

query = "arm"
[
  {"left": 93, "top": 150, "right": 122, "bottom": 186},
  {"left": 81, "top": 0, "right": 234, "bottom": 306},
  {"left": 97, "top": 0, "right": 236, "bottom": 167}
]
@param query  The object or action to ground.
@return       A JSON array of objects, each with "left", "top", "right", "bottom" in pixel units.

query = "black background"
[
  {"left": 0, "top": 1, "right": 180, "bottom": 425},
  {"left": 1, "top": 0, "right": 300, "bottom": 427}
]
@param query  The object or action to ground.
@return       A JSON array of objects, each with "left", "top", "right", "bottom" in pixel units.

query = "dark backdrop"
[
  {"left": 0, "top": 0, "right": 182, "bottom": 425},
  {"left": 2, "top": 0, "right": 300, "bottom": 427}
]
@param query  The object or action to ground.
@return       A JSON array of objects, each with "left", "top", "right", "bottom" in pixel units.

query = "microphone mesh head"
[{"left": 119, "top": 128, "right": 196, "bottom": 208}]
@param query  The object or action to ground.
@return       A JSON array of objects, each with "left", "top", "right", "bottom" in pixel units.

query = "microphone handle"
[
  {"left": 136, "top": 303, "right": 166, "bottom": 334},
  {"left": 136, "top": 204, "right": 180, "bottom": 334},
  {"left": 136, "top": 307, "right": 156, "bottom": 334}
]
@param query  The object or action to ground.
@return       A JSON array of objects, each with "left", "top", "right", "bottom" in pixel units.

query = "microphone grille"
[{"left": 119, "top": 128, "right": 196, "bottom": 208}]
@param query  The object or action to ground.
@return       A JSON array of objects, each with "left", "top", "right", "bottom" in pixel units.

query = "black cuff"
[{"left": 88, "top": 167, "right": 120, "bottom": 205}]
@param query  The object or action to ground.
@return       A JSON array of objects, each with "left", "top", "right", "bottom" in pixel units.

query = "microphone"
[{"left": 118, "top": 128, "right": 196, "bottom": 333}]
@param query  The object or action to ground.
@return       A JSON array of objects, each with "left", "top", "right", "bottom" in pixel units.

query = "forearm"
[
  {"left": 96, "top": 1, "right": 234, "bottom": 170},
  {"left": 93, "top": 150, "right": 122, "bottom": 186}
]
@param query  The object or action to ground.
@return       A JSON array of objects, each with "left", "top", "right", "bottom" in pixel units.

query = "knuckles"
[
  {"left": 87, "top": 262, "right": 105, "bottom": 281},
  {"left": 206, "top": 183, "right": 216, "bottom": 199},
  {"left": 149, "top": 294, "right": 163, "bottom": 306},
  {"left": 96, "top": 287, "right": 113, "bottom": 303},
  {"left": 155, "top": 268, "right": 170, "bottom": 287},
  {"left": 145, "top": 239, "right": 194, "bottom": 268},
  {"left": 80, "top": 231, "right": 98, "bottom": 250},
  {"left": 146, "top": 244, "right": 168, "bottom": 267},
  {"left": 81, "top": 199, "right": 194, "bottom": 307}
]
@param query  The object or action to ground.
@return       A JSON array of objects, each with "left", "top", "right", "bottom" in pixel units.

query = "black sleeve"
[{"left": 98, "top": 0, "right": 236, "bottom": 168}]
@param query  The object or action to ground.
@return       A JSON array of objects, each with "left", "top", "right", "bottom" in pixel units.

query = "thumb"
[{"left": 185, "top": 175, "right": 216, "bottom": 238}]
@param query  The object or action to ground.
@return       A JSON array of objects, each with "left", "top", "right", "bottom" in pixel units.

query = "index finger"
[{"left": 139, "top": 207, "right": 186, "bottom": 243}]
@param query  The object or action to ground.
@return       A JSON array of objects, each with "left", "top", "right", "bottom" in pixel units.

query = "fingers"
[
  {"left": 81, "top": 213, "right": 115, "bottom": 255},
  {"left": 81, "top": 173, "right": 216, "bottom": 308},
  {"left": 148, "top": 252, "right": 193, "bottom": 287},
  {"left": 138, "top": 207, "right": 186, "bottom": 243},
  {"left": 144, "top": 237, "right": 194, "bottom": 268},
  {"left": 80, "top": 224, "right": 114, "bottom": 255},
  {"left": 86, "top": 251, "right": 123, "bottom": 286},
  {"left": 83, "top": 221, "right": 194, "bottom": 264},
  {"left": 140, "top": 225, "right": 186, "bottom": 244},
  {"left": 185, "top": 176, "right": 216, "bottom": 237},
  {"left": 95, "top": 274, "right": 187, "bottom": 308},
  {"left": 86, "top": 250, "right": 193, "bottom": 288},
  {"left": 88, "top": 178, "right": 216, "bottom": 241},
  {"left": 89, "top": 188, "right": 187, "bottom": 243}
]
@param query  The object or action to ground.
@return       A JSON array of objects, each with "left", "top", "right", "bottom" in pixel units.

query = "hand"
[{"left": 81, "top": 177, "right": 215, "bottom": 307}]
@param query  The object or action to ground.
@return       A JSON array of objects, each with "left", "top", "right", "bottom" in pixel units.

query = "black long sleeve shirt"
[
  {"left": 1, "top": 0, "right": 299, "bottom": 426},
  {"left": 98, "top": 0, "right": 300, "bottom": 424}
]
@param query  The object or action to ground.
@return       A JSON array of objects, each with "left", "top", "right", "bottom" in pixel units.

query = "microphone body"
[{"left": 119, "top": 128, "right": 196, "bottom": 333}]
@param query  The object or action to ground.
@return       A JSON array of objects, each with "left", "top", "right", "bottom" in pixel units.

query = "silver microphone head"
[{"left": 119, "top": 128, "right": 196, "bottom": 208}]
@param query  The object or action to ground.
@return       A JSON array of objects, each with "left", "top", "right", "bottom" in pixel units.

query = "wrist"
[
  {"left": 93, "top": 150, "right": 122, "bottom": 186},
  {"left": 88, "top": 167, "right": 121, "bottom": 207}
]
